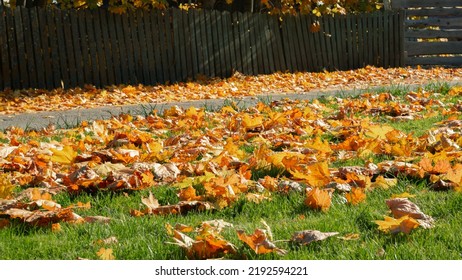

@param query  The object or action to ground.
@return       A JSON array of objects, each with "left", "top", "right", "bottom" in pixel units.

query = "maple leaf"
[
  {"left": 370, "top": 176, "right": 397, "bottom": 189},
  {"left": 305, "top": 188, "right": 331, "bottom": 212},
  {"left": 375, "top": 215, "right": 420, "bottom": 234},
  {"left": 345, "top": 187, "right": 366, "bottom": 205},
  {"left": 0, "top": 174, "right": 16, "bottom": 199},
  {"left": 291, "top": 230, "right": 339, "bottom": 245},
  {"left": 50, "top": 146, "right": 78, "bottom": 165},
  {"left": 96, "top": 248, "right": 115, "bottom": 260},
  {"left": 236, "top": 228, "right": 286, "bottom": 255},
  {"left": 385, "top": 198, "right": 434, "bottom": 228},
  {"left": 305, "top": 162, "right": 331, "bottom": 187}
]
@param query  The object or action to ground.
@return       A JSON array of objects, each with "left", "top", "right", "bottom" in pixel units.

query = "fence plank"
[
  {"left": 100, "top": 10, "right": 115, "bottom": 86},
  {"left": 205, "top": 10, "right": 216, "bottom": 77},
  {"left": 405, "top": 8, "right": 462, "bottom": 17},
  {"left": 405, "top": 17, "right": 462, "bottom": 28},
  {"left": 406, "top": 41, "right": 462, "bottom": 55},
  {"left": 172, "top": 9, "right": 183, "bottom": 81},
  {"left": 405, "top": 29, "right": 462, "bottom": 38},
  {"left": 222, "top": 12, "right": 232, "bottom": 77},
  {"left": 151, "top": 10, "right": 165, "bottom": 83},
  {"left": 0, "top": 5, "right": 9, "bottom": 89},
  {"left": 238, "top": 13, "right": 251, "bottom": 75},
  {"left": 326, "top": 16, "right": 337, "bottom": 70},
  {"left": 213, "top": 10, "right": 225, "bottom": 77},
  {"left": 69, "top": 11, "right": 84, "bottom": 87},
  {"left": 107, "top": 12, "right": 123, "bottom": 85},
  {"left": 62, "top": 10, "right": 77, "bottom": 87},
  {"left": 55, "top": 9, "right": 71, "bottom": 88},
  {"left": 183, "top": 11, "right": 194, "bottom": 79},
  {"left": 142, "top": 10, "right": 156, "bottom": 84},
  {"left": 92, "top": 10, "right": 107, "bottom": 87},
  {"left": 392, "top": 0, "right": 462, "bottom": 9},
  {"left": 263, "top": 14, "right": 275, "bottom": 73},
  {"left": 14, "top": 8, "right": 29, "bottom": 88},
  {"left": 406, "top": 56, "right": 462, "bottom": 66},
  {"left": 55, "top": 10, "right": 69, "bottom": 88},
  {"left": 22, "top": 8, "right": 37, "bottom": 88},
  {"left": 191, "top": 10, "right": 203, "bottom": 77},
  {"left": 47, "top": 9, "right": 62, "bottom": 88},
  {"left": 294, "top": 15, "right": 307, "bottom": 71},
  {"left": 86, "top": 11, "right": 101, "bottom": 87},
  {"left": 189, "top": 10, "right": 200, "bottom": 78}
]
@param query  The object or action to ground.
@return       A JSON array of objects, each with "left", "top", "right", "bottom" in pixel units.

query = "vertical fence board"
[
  {"left": 215, "top": 11, "right": 226, "bottom": 77},
  {"left": 230, "top": 13, "right": 242, "bottom": 73},
  {"left": 294, "top": 15, "right": 307, "bottom": 71},
  {"left": 263, "top": 14, "right": 275, "bottom": 73},
  {"left": 69, "top": 11, "right": 84, "bottom": 87},
  {"left": 378, "top": 14, "right": 384, "bottom": 67},
  {"left": 100, "top": 10, "right": 115, "bottom": 86},
  {"left": 86, "top": 11, "right": 101, "bottom": 86},
  {"left": 222, "top": 12, "right": 232, "bottom": 77},
  {"left": 172, "top": 9, "right": 183, "bottom": 81},
  {"left": 238, "top": 13, "right": 250, "bottom": 75},
  {"left": 47, "top": 10, "right": 62, "bottom": 88},
  {"left": 204, "top": 10, "right": 215, "bottom": 77},
  {"left": 151, "top": 10, "right": 165, "bottom": 83},
  {"left": 14, "top": 8, "right": 29, "bottom": 88},
  {"left": 62, "top": 10, "right": 77, "bottom": 87},
  {"left": 129, "top": 13, "right": 142, "bottom": 83},
  {"left": 198, "top": 10, "right": 209, "bottom": 77},
  {"left": 107, "top": 12, "right": 122, "bottom": 85},
  {"left": 77, "top": 11, "right": 91, "bottom": 85},
  {"left": 93, "top": 10, "right": 108, "bottom": 87},
  {"left": 142, "top": 10, "right": 156, "bottom": 84},
  {"left": 55, "top": 10, "right": 70, "bottom": 88},
  {"left": 188, "top": 11, "right": 199, "bottom": 78},
  {"left": 22, "top": 8, "right": 37, "bottom": 88},
  {"left": 121, "top": 14, "right": 135, "bottom": 83},
  {"left": 0, "top": 5, "right": 8, "bottom": 89},
  {"left": 383, "top": 12, "right": 390, "bottom": 67},
  {"left": 183, "top": 11, "right": 194, "bottom": 79}
]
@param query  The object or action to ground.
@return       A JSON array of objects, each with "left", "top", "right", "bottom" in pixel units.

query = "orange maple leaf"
[
  {"left": 345, "top": 187, "right": 366, "bottom": 205},
  {"left": 236, "top": 229, "right": 286, "bottom": 255},
  {"left": 305, "top": 188, "right": 331, "bottom": 212}
]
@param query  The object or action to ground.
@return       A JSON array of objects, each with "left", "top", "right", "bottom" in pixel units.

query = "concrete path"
[{"left": 1, "top": 81, "right": 460, "bottom": 131}]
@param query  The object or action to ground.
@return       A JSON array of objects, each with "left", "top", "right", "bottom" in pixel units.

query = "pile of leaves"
[
  {"left": 1, "top": 83, "right": 462, "bottom": 259},
  {"left": 1, "top": 66, "right": 461, "bottom": 115}
]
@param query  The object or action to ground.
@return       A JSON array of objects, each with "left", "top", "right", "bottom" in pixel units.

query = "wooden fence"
[
  {"left": 0, "top": 7, "right": 403, "bottom": 90},
  {"left": 392, "top": 0, "right": 462, "bottom": 66}
]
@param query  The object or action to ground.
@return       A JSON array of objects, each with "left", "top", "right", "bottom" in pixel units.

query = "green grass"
[
  {"left": 1, "top": 81, "right": 462, "bottom": 260},
  {"left": 2, "top": 181, "right": 462, "bottom": 260}
]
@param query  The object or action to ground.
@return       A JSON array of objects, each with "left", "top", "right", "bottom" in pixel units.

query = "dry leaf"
[
  {"left": 375, "top": 215, "right": 420, "bottom": 234},
  {"left": 51, "top": 223, "right": 61, "bottom": 232},
  {"left": 386, "top": 198, "right": 434, "bottom": 228},
  {"left": 291, "top": 230, "right": 339, "bottom": 245},
  {"left": 96, "top": 247, "right": 115, "bottom": 260},
  {"left": 236, "top": 229, "right": 287, "bottom": 255},
  {"left": 95, "top": 236, "right": 119, "bottom": 245},
  {"left": 337, "top": 233, "right": 360, "bottom": 240},
  {"left": 305, "top": 188, "right": 331, "bottom": 212},
  {"left": 50, "top": 146, "right": 77, "bottom": 165},
  {"left": 345, "top": 187, "right": 366, "bottom": 205}
]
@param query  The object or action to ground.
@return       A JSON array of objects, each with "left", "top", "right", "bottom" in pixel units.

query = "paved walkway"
[{"left": 1, "top": 81, "right": 460, "bottom": 131}]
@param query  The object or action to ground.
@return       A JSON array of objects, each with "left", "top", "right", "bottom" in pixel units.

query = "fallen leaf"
[
  {"left": 236, "top": 228, "right": 286, "bottom": 255},
  {"left": 375, "top": 215, "right": 420, "bottom": 234},
  {"left": 291, "top": 230, "right": 339, "bottom": 245},
  {"left": 50, "top": 145, "right": 78, "bottom": 165},
  {"left": 95, "top": 236, "right": 119, "bottom": 245},
  {"left": 305, "top": 188, "right": 331, "bottom": 212},
  {"left": 345, "top": 187, "right": 366, "bottom": 205},
  {"left": 96, "top": 247, "right": 115, "bottom": 260},
  {"left": 337, "top": 233, "right": 360, "bottom": 240},
  {"left": 386, "top": 198, "right": 434, "bottom": 228}
]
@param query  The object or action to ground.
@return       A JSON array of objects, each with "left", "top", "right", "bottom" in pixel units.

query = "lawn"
[{"left": 1, "top": 82, "right": 462, "bottom": 260}]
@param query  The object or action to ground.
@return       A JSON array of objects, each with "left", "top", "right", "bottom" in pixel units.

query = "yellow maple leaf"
[
  {"left": 0, "top": 174, "right": 16, "bottom": 199},
  {"left": 305, "top": 162, "right": 331, "bottom": 187},
  {"left": 370, "top": 176, "right": 397, "bottom": 189},
  {"left": 96, "top": 248, "right": 115, "bottom": 260},
  {"left": 50, "top": 146, "right": 77, "bottom": 165},
  {"left": 375, "top": 215, "right": 420, "bottom": 234}
]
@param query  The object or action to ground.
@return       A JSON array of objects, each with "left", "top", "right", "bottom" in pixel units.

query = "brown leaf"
[
  {"left": 84, "top": 216, "right": 111, "bottom": 224},
  {"left": 386, "top": 198, "right": 434, "bottom": 228},
  {"left": 291, "top": 230, "right": 339, "bottom": 245}
]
